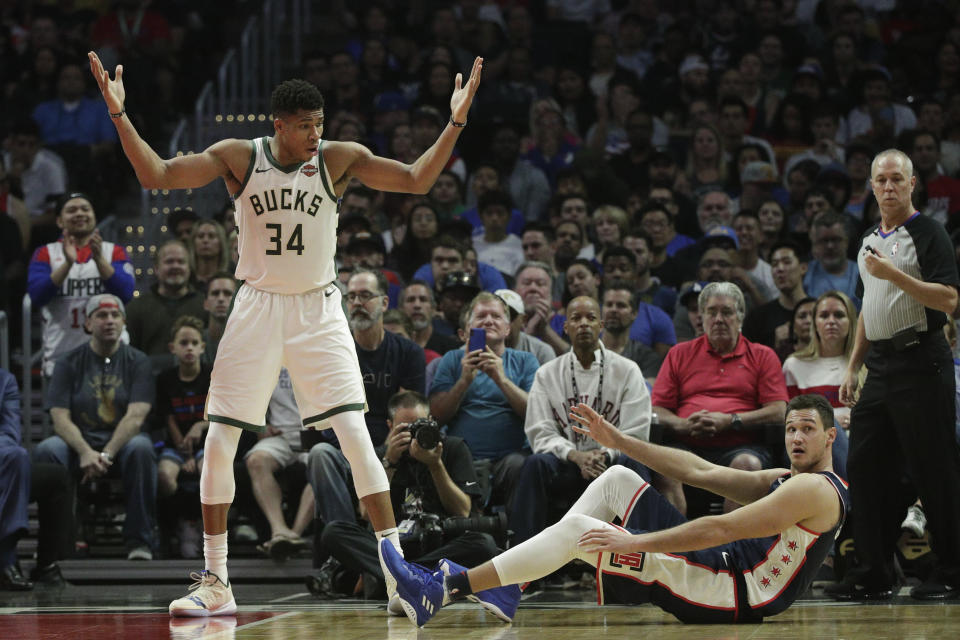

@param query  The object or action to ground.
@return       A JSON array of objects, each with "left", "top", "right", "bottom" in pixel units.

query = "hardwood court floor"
[{"left": 3, "top": 584, "right": 960, "bottom": 639}]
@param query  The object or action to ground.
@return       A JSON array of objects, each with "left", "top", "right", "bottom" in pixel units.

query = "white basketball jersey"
[
  {"left": 233, "top": 137, "right": 339, "bottom": 293},
  {"left": 41, "top": 241, "right": 119, "bottom": 376}
]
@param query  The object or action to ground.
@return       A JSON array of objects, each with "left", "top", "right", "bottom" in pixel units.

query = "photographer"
[{"left": 313, "top": 391, "right": 499, "bottom": 601}]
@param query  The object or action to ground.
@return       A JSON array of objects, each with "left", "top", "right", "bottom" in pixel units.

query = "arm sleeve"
[
  {"left": 129, "top": 351, "right": 156, "bottom": 406},
  {"left": 27, "top": 246, "right": 58, "bottom": 307},
  {"left": 103, "top": 245, "right": 136, "bottom": 302},
  {"left": 0, "top": 371, "right": 22, "bottom": 447},
  {"left": 400, "top": 341, "right": 426, "bottom": 394},
  {"left": 755, "top": 346, "right": 790, "bottom": 405},
  {"left": 523, "top": 368, "right": 575, "bottom": 459},
  {"left": 429, "top": 351, "right": 460, "bottom": 395},
  {"left": 44, "top": 355, "right": 74, "bottom": 411}
]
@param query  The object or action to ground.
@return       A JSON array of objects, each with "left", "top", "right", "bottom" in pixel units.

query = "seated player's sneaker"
[
  {"left": 169, "top": 570, "right": 237, "bottom": 617},
  {"left": 438, "top": 558, "right": 521, "bottom": 623},
  {"left": 379, "top": 539, "right": 443, "bottom": 627}
]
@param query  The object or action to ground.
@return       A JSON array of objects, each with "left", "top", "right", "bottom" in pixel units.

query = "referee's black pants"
[{"left": 848, "top": 352, "right": 960, "bottom": 587}]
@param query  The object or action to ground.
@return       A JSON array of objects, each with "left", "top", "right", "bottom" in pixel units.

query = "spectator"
[
  {"left": 522, "top": 97, "right": 580, "bottom": 188},
  {"left": 556, "top": 194, "right": 596, "bottom": 260},
  {"left": 717, "top": 97, "right": 776, "bottom": 168},
  {"left": 435, "top": 271, "right": 482, "bottom": 337},
  {"left": 554, "top": 219, "right": 588, "bottom": 278},
  {"left": 169, "top": 209, "right": 200, "bottom": 243},
  {"left": 0, "top": 155, "right": 30, "bottom": 252},
  {"left": 342, "top": 231, "right": 403, "bottom": 306},
  {"left": 489, "top": 122, "right": 551, "bottom": 222},
  {"left": 732, "top": 210, "right": 777, "bottom": 302},
  {"left": 411, "top": 236, "right": 507, "bottom": 294},
  {"left": 461, "top": 160, "right": 527, "bottom": 237},
  {"left": 652, "top": 282, "right": 788, "bottom": 515},
  {"left": 472, "top": 189, "right": 524, "bottom": 277},
  {"left": 783, "top": 291, "right": 859, "bottom": 432},
  {"left": 608, "top": 108, "right": 655, "bottom": 191},
  {"left": 201, "top": 273, "right": 236, "bottom": 364},
  {"left": 0, "top": 368, "right": 31, "bottom": 590},
  {"left": 430, "top": 292, "right": 539, "bottom": 507},
  {"left": 244, "top": 368, "right": 313, "bottom": 561},
  {"left": 428, "top": 170, "right": 467, "bottom": 223},
  {"left": 757, "top": 198, "right": 788, "bottom": 260},
  {"left": 684, "top": 124, "right": 727, "bottom": 198},
  {"left": 562, "top": 258, "right": 600, "bottom": 307},
  {"left": 495, "top": 288, "right": 555, "bottom": 366},
  {"left": 315, "top": 391, "right": 497, "bottom": 599},
  {"left": 155, "top": 316, "right": 210, "bottom": 558},
  {"left": 804, "top": 212, "right": 860, "bottom": 307},
  {"left": 520, "top": 222, "right": 564, "bottom": 301},
  {"left": 634, "top": 206, "right": 692, "bottom": 289},
  {"left": 911, "top": 130, "right": 960, "bottom": 230},
  {"left": 32, "top": 62, "right": 117, "bottom": 152},
  {"left": 510, "top": 296, "right": 652, "bottom": 544},
  {"left": 36, "top": 294, "right": 157, "bottom": 560},
  {"left": 743, "top": 241, "right": 808, "bottom": 350},
  {"left": 189, "top": 220, "right": 229, "bottom": 291},
  {"left": 591, "top": 205, "right": 629, "bottom": 266},
  {"left": 399, "top": 281, "right": 462, "bottom": 356},
  {"left": 28, "top": 192, "right": 135, "bottom": 377},
  {"left": 618, "top": 228, "right": 678, "bottom": 316},
  {"left": 846, "top": 66, "right": 916, "bottom": 146},
  {"left": 3, "top": 119, "right": 67, "bottom": 243},
  {"left": 126, "top": 239, "right": 206, "bottom": 368},
  {"left": 676, "top": 282, "right": 706, "bottom": 341},
  {"left": 600, "top": 247, "right": 677, "bottom": 357},
  {"left": 775, "top": 296, "right": 816, "bottom": 362},
  {"left": 600, "top": 282, "right": 664, "bottom": 380},
  {"left": 390, "top": 202, "right": 438, "bottom": 282},
  {"left": 514, "top": 261, "right": 568, "bottom": 356}
]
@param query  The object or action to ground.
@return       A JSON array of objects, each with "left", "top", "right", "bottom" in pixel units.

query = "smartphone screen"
[{"left": 468, "top": 327, "right": 486, "bottom": 353}]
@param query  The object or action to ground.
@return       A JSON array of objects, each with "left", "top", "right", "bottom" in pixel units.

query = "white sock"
[
  {"left": 203, "top": 532, "right": 229, "bottom": 585},
  {"left": 376, "top": 527, "right": 403, "bottom": 557}
]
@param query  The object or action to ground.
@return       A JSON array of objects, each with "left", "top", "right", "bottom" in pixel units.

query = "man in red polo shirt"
[{"left": 651, "top": 281, "right": 788, "bottom": 515}]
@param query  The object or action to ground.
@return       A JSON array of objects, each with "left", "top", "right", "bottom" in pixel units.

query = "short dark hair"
[
  {"left": 350, "top": 268, "right": 390, "bottom": 296},
  {"left": 207, "top": 272, "right": 237, "bottom": 291},
  {"left": 271, "top": 79, "right": 325, "bottom": 117},
  {"left": 387, "top": 390, "right": 430, "bottom": 422},
  {"left": 478, "top": 188, "right": 513, "bottom": 213},
  {"left": 432, "top": 235, "right": 466, "bottom": 258},
  {"left": 602, "top": 279, "right": 638, "bottom": 309},
  {"left": 566, "top": 257, "right": 599, "bottom": 276},
  {"left": 719, "top": 96, "right": 749, "bottom": 117},
  {"left": 170, "top": 315, "right": 205, "bottom": 342},
  {"left": 602, "top": 246, "right": 637, "bottom": 269},
  {"left": 400, "top": 279, "right": 436, "bottom": 306},
  {"left": 623, "top": 227, "right": 653, "bottom": 249},
  {"left": 769, "top": 239, "right": 804, "bottom": 261},
  {"left": 523, "top": 221, "right": 555, "bottom": 242},
  {"left": 785, "top": 394, "right": 835, "bottom": 431},
  {"left": 810, "top": 211, "right": 849, "bottom": 234}
]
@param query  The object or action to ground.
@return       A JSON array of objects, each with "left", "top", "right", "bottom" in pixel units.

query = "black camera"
[
  {"left": 408, "top": 417, "right": 441, "bottom": 450},
  {"left": 400, "top": 512, "right": 445, "bottom": 552},
  {"left": 441, "top": 511, "right": 509, "bottom": 540}
]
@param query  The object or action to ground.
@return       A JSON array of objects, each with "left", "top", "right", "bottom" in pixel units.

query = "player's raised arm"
[
  {"left": 88, "top": 51, "right": 244, "bottom": 191},
  {"left": 570, "top": 403, "right": 780, "bottom": 506},
  {"left": 333, "top": 56, "right": 483, "bottom": 195}
]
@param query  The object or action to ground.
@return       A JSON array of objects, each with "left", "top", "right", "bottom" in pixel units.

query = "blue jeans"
[
  {"left": 34, "top": 432, "right": 157, "bottom": 550},
  {"left": 306, "top": 443, "right": 356, "bottom": 524}
]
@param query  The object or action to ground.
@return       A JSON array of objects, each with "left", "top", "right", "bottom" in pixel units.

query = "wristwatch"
[
  {"left": 730, "top": 414, "right": 743, "bottom": 431},
  {"left": 382, "top": 457, "right": 396, "bottom": 470},
  {"left": 100, "top": 451, "right": 113, "bottom": 463}
]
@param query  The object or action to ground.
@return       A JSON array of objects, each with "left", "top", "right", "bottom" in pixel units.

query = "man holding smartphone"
[
  {"left": 829, "top": 148, "right": 960, "bottom": 601},
  {"left": 430, "top": 292, "right": 540, "bottom": 510}
]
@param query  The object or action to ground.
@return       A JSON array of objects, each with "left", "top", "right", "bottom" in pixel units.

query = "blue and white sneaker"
[
  {"left": 438, "top": 559, "right": 521, "bottom": 623},
  {"left": 379, "top": 539, "right": 444, "bottom": 627}
]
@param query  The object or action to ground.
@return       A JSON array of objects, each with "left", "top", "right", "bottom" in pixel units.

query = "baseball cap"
[
  {"left": 679, "top": 281, "right": 709, "bottom": 306},
  {"left": 700, "top": 225, "right": 740, "bottom": 250},
  {"left": 346, "top": 231, "right": 386, "bottom": 255},
  {"left": 438, "top": 271, "right": 480, "bottom": 295},
  {"left": 740, "top": 161, "right": 779, "bottom": 185},
  {"left": 794, "top": 63, "right": 824, "bottom": 81},
  {"left": 86, "top": 293, "right": 126, "bottom": 318},
  {"left": 495, "top": 289, "right": 524, "bottom": 318},
  {"left": 679, "top": 55, "right": 709, "bottom": 76}
]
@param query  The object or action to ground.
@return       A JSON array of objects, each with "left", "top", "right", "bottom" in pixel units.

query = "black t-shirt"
[
  {"left": 45, "top": 343, "right": 154, "bottom": 443},
  {"left": 426, "top": 330, "right": 462, "bottom": 355},
  {"left": 156, "top": 363, "right": 212, "bottom": 440},
  {"left": 391, "top": 435, "right": 482, "bottom": 518},
  {"left": 356, "top": 330, "right": 426, "bottom": 446},
  {"left": 742, "top": 299, "right": 793, "bottom": 349}
]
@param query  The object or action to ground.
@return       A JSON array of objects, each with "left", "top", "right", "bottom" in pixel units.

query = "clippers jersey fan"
[{"left": 233, "top": 137, "right": 338, "bottom": 293}]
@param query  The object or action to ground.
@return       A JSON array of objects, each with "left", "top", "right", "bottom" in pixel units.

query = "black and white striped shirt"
[{"left": 856, "top": 212, "right": 958, "bottom": 341}]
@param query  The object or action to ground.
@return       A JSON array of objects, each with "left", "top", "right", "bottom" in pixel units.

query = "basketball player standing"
[{"left": 88, "top": 50, "right": 482, "bottom": 616}]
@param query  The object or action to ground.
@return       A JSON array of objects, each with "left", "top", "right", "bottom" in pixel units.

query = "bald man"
[{"left": 508, "top": 296, "right": 653, "bottom": 545}]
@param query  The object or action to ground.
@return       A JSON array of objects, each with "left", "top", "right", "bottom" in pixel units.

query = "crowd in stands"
[{"left": 3, "top": 0, "right": 960, "bottom": 598}]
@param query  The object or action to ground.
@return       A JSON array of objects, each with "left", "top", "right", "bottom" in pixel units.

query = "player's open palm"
[
  {"left": 88, "top": 51, "right": 125, "bottom": 113},
  {"left": 570, "top": 403, "right": 620, "bottom": 449},
  {"left": 450, "top": 57, "right": 483, "bottom": 123}
]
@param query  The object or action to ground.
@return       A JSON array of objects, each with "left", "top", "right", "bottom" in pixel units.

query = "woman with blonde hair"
[
  {"left": 591, "top": 204, "right": 629, "bottom": 264},
  {"left": 685, "top": 124, "right": 727, "bottom": 197},
  {"left": 190, "top": 219, "right": 229, "bottom": 289},
  {"left": 782, "top": 290, "right": 860, "bottom": 429}
]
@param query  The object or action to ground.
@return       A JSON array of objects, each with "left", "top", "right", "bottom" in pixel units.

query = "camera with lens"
[
  {"left": 402, "top": 511, "right": 510, "bottom": 554},
  {"left": 399, "top": 512, "right": 445, "bottom": 554},
  {"left": 407, "top": 417, "right": 441, "bottom": 450},
  {"left": 441, "top": 511, "right": 509, "bottom": 544}
]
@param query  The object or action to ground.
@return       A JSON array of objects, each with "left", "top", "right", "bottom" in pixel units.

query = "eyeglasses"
[{"left": 346, "top": 291, "right": 383, "bottom": 303}]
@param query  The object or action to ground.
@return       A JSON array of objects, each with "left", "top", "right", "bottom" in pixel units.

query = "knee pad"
[
  {"left": 328, "top": 411, "right": 389, "bottom": 499},
  {"left": 199, "top": 422, "right": 242, "bottom": 505}
]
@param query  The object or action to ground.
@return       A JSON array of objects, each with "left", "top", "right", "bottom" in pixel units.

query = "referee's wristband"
[
  {"left": 450, "top": 116, "right": 466, "bottom": 128},
  {"left": 110, "top": 108, "right": 125, "bottom": 119}
]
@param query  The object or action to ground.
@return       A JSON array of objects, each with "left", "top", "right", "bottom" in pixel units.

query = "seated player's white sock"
[
  {"left": 376, "top": 527, "right": 403, "bottom": 557},
  {"left": 492, "top": 514, "right": 618, "bottom": 587},
  {"left": 203, "top": 532, "right": 229, "bottom": 585}
]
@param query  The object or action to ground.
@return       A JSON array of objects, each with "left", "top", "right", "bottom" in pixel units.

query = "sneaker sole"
[
  {"left": 169, "top": 597, "right": 237, "bottom": 617},
  {"left": 467, "top": 595, "right": 513, "bottom": 623}
]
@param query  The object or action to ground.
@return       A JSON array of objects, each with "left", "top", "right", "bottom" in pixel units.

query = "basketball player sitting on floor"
[{"left": 381, "top": 393, "right": 847, "bottom": 626}]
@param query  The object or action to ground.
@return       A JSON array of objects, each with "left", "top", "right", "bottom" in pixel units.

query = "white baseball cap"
[{"left": 495, "top": 289, "right": 525, "bottom": 317}]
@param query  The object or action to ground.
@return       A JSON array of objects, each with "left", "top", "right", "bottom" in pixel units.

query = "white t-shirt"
[
  {"left": 781, "top": 354, "right": 850, "bottom": 423},
  {"left": 473, "top": 234, "right": 524, "bottom": 277}
]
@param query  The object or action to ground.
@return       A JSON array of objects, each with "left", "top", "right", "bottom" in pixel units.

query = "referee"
[{"left": 830, "top": 149, "right": 960, "bottom": 600}]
